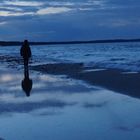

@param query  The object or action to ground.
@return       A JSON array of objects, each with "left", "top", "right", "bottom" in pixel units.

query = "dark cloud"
[
  {"left": 83, "top": 101, "right": 108, "bottom": 108},
  {"left": 0, "top": 0, "right": 140, "bottom": 41},
  {"left": 0, "top": 99, "right": 76, "bottom": 115},
  {"left": 116, "top": 124, "right": 140, "bottom": 132}
]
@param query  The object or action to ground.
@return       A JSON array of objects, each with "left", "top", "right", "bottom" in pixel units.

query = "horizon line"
[{"left": 0, "top": 38, "right": 140, "bottom": 46}]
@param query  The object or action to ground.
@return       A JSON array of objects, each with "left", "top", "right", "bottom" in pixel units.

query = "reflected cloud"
[
  {"left": 0, "top": 99, "right": 76, "bottom": 115},
  {"left": 0, "top": 21, "right": 7, "bottom": 26},
  {"left": 0, "top": 74, "right": 13, "bottom": 82},
  {"left": 33, "top": 83, "right": 97, "bottom": 94},
  {"left": 0, "top": 74, "right": 19, "bottom": 83},
  {"left": 0, "top": 72, "right": 21, "bottom": 83},
  {"left": 39, "top": 74, "right": 60, "bottom": 82},
  {"left": 84, "top": 101, "right": 108, "bottom": 108},
  {"left": 30, "top": 108, "right": 63, "bottom": 117}
]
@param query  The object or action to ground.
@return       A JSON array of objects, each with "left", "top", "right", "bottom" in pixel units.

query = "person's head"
[{"left": 23, "top": 40, "right": 29, "bottom": 46}]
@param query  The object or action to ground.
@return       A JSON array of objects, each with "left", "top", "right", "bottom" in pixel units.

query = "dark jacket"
[{"left": 20, "top": 44, "right": 31, "bottom": 59}]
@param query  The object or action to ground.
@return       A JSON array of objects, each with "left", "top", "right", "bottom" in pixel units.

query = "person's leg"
[{"left": 24, "top": 58, "right": 29, "bottom": 71}]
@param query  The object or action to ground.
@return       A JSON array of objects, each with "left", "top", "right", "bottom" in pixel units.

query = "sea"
[
  {"left": 0, "top": 42, "right": 140, "bottom": 140},
  {"left": 0, "top": 42, "right": 140, "bottom": 72}
]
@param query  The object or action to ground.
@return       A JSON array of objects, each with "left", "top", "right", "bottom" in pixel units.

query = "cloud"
[
  {"left": 0, "top": 0, "right": 107, "bottom": 17},
  {"left": 47, "top": 2, "right": 75, "bottom": 6},
  {"left": 37, "top": 7, "right": 73, "bottom": 15},
  {"left": 3, "top": 0, "right": 44, "bottom": 7},
  {"left": 0, "top": 10, "right": 34, "bottom": 17},
  {"left": 99, "top": 18, "right": 140, "bottom": 27},
  {"left": 79, "top": 8, "right": 93, "bottom": 11},
  {"left": 88, "top": 0, "right": 105, "bottom": 6},
  {"left": 0, "top": 0, "right": 140, "bottom": 41},
  {"left": 0, "top": 6, "right": 23, "bottom": 11}
]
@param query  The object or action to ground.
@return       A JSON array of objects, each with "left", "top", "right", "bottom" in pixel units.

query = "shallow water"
[
  {"left": 0, "top": 43, "right": 140, "bottom": 139},
  {"left": 0, "top": 66, "right": 140, "bottom": 140},
  {"left": 0, "top": 42, "right": 140, "bottom": 72}
]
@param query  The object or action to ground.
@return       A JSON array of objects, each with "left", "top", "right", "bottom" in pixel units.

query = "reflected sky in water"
[{"left": 0, "top": 66, "right": 140, "bottom": 140}]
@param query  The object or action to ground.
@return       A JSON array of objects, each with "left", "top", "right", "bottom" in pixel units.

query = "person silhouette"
[
  {"left": 20, "top": 40, "right": 32, "bottom": 69},
  {"left": 20, "top": 40, "right": 33, "bottom": 96},
  {"left": 22, "top": 68, "right": 33, "bottom": 97}
]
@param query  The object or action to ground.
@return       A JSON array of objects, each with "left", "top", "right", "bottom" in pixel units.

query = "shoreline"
[{"left": 31, "top": 63, "right": 140, "bottom": 99}]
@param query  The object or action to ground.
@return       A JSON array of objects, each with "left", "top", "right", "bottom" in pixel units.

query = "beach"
[
  {"left": 0, "top": 64, "right": 140, "bottom": 140},
  {"left": 1, "top": 0, "right": 140, "bottom": 139},
  {"left": 31, "top": 62, "right": 140, "bottom": 99},
  {"left": 0, "top": 43, "right": 140, "bottom": 140}
]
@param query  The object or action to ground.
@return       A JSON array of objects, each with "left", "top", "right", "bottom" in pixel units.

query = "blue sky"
[{"left": 0, "top": 0, "right": 140, "bottom": 41}]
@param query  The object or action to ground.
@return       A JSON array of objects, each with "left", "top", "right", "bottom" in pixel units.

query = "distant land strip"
[{"left": 0, "top": 38, "right": 140, "bottom": 46}]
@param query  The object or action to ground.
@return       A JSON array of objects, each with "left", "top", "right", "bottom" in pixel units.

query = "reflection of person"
[
  {"left": 20, "top": 40, "right": 31, "bottom": 68},
  {"left": 22, "top": 68, "right": 32, "bottom": 97},
  {"left": 20, "top": 40, "right": 33, "bottom": 97}
]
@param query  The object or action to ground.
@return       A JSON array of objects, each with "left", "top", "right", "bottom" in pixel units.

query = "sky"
[{"left": 0, "top": 0, "right": 140, "bottom": 41}]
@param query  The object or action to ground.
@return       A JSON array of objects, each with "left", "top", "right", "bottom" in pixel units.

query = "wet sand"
[
  {"left": 31, "top": 63, "right": 140, "bottom": 99},
  {"left": 0, "top": 65, "right": 140, "bottom": 140}
]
